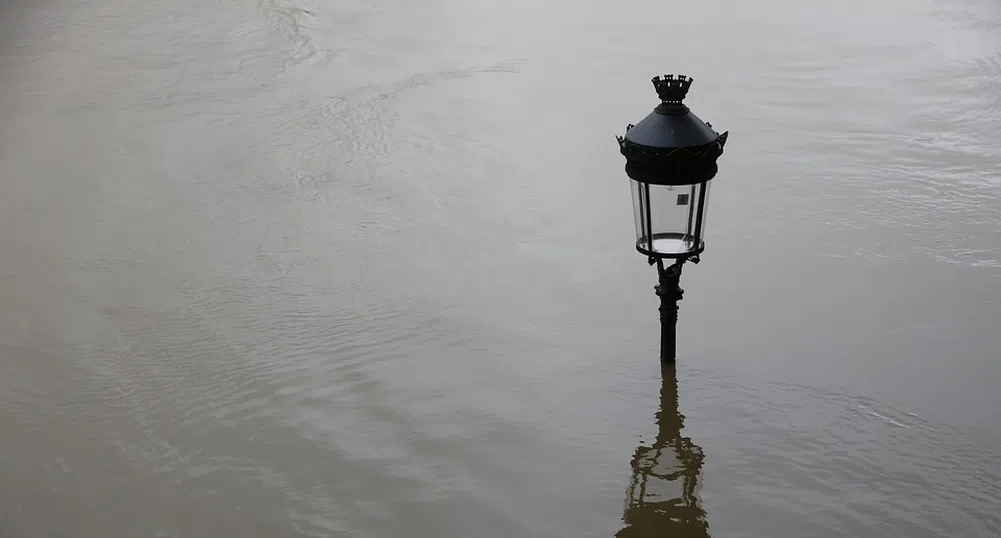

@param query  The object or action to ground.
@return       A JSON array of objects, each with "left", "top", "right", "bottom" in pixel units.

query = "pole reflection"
[{"left": 615, "top": 363, "right": 710, "bottom": 538}]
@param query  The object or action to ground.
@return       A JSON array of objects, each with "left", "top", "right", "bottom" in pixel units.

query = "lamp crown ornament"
[{"left": 652, "top": 74, "right": 693, "bottom": 105}]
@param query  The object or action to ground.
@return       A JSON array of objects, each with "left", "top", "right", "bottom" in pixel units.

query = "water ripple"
[{"left": 691, "top": 373, "right": 1001, "bottom": 537}]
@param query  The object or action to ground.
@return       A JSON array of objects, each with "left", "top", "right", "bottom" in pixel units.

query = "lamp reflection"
[{"left": 615, "top": 363, "right": 710, "bottom": 538}]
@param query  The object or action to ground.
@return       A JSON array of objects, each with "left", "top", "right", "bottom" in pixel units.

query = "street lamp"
[{"left": 616, "top": 74, "right": 729, "bottom": 362}]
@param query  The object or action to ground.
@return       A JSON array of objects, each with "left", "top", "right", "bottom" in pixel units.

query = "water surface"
[{"left": 2, "top": 0, "right": 1000, "bottom": 536}]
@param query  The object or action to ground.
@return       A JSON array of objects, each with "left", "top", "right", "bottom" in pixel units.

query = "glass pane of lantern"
[
  {"left": 630, "top": 180, "right": 712, "bottom": 257},
  {"left": 697, "top": 180, "right": 712, "bottom": 239}
]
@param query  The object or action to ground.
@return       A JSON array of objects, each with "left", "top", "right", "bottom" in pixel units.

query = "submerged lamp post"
[{"left": 616, "top": 74, "right": 728, "bottom": 362}]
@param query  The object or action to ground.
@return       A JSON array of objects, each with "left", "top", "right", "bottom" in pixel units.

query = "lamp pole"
[{"left": 656, "top": 260, "right": 684, "bottom": 362}]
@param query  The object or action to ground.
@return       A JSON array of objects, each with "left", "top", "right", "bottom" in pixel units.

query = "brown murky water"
[{"left": 2, "top": 0, "right": 1000, "bottom": 536}]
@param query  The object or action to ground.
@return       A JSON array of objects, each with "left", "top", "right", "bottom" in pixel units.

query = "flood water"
[{"left": 2, "top": 0, "right": 1000, "bottom": 536}]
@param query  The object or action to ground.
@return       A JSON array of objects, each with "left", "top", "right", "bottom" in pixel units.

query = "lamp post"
[{"left": 616, "top": 74, "right": 729, "bottom": 362}]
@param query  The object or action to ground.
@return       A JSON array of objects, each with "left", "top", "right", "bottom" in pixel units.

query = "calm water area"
[{"left": 2, "top": 0, "right": 1000, "bottom": 536}]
